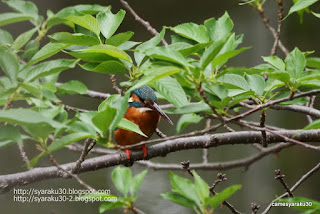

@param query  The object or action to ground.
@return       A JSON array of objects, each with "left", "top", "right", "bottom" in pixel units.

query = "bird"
[{"left": 114, "top": 85, "right": 173, "bottom": 159}]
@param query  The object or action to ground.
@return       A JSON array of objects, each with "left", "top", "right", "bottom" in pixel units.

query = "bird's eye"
[{"left": 140, "top": 98, "right": 145, "bottom": 103}]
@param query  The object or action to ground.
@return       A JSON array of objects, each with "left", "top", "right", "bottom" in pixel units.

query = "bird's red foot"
[
  {"left": 125, "top": 149, "right": 131, "bottom": 159},
  {"left": 142, "top": 144, "right": 147, "bottom": 158}
]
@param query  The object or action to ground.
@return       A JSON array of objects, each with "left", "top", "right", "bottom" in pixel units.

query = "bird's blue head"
[{"left": 129, "top": 85, "right": 173, "bottom": 125}]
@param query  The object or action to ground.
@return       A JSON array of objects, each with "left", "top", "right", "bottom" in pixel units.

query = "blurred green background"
[{"left": 0, "top": 0, "right": 320, "bottom": 213}]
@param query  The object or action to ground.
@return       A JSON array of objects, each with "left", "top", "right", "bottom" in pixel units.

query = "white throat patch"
[{"left": 139, "top": 107, "right": 153, "bottom": 113}]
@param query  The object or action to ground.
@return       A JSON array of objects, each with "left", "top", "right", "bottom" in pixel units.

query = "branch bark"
[{"left": 0, "top": 130, "right": 319, "bottom": 193}]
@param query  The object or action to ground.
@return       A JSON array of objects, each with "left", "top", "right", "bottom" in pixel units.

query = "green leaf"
[
  {"left": 0, "top": 29, "right": 14, "bottom": 45},
  {"left": 285, "top": 0, "right": 318, "bottom": 19},
  {"left": 217, "top": 74, "right": 250, "bottom": 91},
  {"left": 134, "top": 27, "right": 165, "bottom": 65},
  {"left": 193, "top": 171, "right": 210, "bottom": 204},
  {"left": 20, "top": 82, "right": 42, "bottom": 98},
  {"left": 200, "top": 40, "right": 224, "bottom": 70},
  {"left": 307, "top": 57, "right": 320, "bottom": 69},
  {"left": 165, "top": 102, "right": 210, "bottom": 114},
  {"left": 0, "top": 134, "right": 29, "bottom": 148},
  {"left": 144, "top": 47, "right": 191, "bottom": 67},
  {"left": 108, "top": 93, "right": 130, "bottom": 132},
  {"left": 99, "top": 202, "right": 124, "bottom": 213},
  {"left": 27, "top": 42, "right": 70, "bottom": 66},
  {"left": 304, "top": 119, "right": 320, "bottom": 130},
  {"left": 0, "top": 125, "right": 22, "bottom": 144},
  {"left": 212, "top": 47, "right": 250, "bottom": 70},
  {"left": 67, "top": 51, "right": 116, "bottom": 62},
  {"left": 130, "top": 170, "right": 148, "bottom": 195},
  {"left": 112, "top": 167, "right": 132, "bottom": 196},
  {"left": 0, "top": 109, "right": 63, "bottom": 138},
  {"left": 48, "top": 132, "right": 94, "bottom": 153},
  {"left": 171, "top": 22, "right": 209, "bottom": 43},
  {"left": 161, "top": 193, "right": 198, "bottom": 210},
  {"left": 64, "top": 14, "right": 100, "bottom": 38},
  {"left": 80, "top": 44, "right": 132, "bottom": 63},
  {"left": 176, "top": 114, "right": 203, "bottom": 133},
  {"left": 4, "top": 0, "right": 39, "bottom": 20},
  {"left": 57, "top": 80, "right": 89, "bottom": 95},
  {"left": 97, "top": 9, "right": 126, "bottom": 39},
  {"left": 49, "top": 32, "right": 100, "bottom": 46},
  {"left": 129, "top": 66, "right": 181, "bottom": 92},
  {"left": 79, "top": 61, "right": 125, "bottom": 74},
  {"left": 169, "top": 171, "right": 201, "bottom": 205},
  {"left": 245, "top": 74, "right": 265, "bottom": 96},
  {"left": 312, "top": 11, "right": 320, "bottom": 18},
  {"left": 0, "top": 46, "right": 19, "bottom": 82},
  {"left": 105, "top": 32, "right": 134, "bottom": 47},
  {"left": 177, "top": 114, "right": 202, "bottom": 133},
  {"left": 277, "top": 197, "right": 320, "bottom": 212},
  {"left": 154, "top": 76, "right": 188, "bottom": 108},
  {"left": 285, "top": 47, "right": 306, "bottom": 79},
  {"left": 178, "top": 42, "right": 211, "bottom": 56},
  {"left": 204, "top": 12, "right": 234, "bottom": 41},
  {"left": 92, "top": 106, "right": 116, "bottom": 133},
  {"left": 118, "top": 41, "right": 140, "bottom": 51},
  {"left": 12, "top": 27, "right": 38, "bottom": 50},
  {"left": 18, "top": 59, "right": 79, "bottom": 82},
  {"left": 262, "top": 56, "right": 285, "bottom": 71},
  {"left": 205, "top": 185, "right": 242, "bottom": 209},
  {"left": 22, "top": 39, "right": 39, "bottom": 60},
  {"left": 118, "top": 118, "right": 148, "bottom": 137},
  {"left": 267, "top": 71, "right": 291, "bottom": 83},
  {"left": 203, "top": 83, "right": 228, "bottom": 100},
  {"left": 0, "top": 13, "right": 35, "bottom": 26}
]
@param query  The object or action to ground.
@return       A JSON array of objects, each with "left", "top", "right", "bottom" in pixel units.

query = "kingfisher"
[{"left": 114, "top": 85, "right": 173, "bottom": 159}]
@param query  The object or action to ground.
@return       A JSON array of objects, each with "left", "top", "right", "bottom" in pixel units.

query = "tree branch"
[
  {"left": 270, "top": 0, "right": 283, "bottom": 56},
  {"left": 261, "top": 162, "right": 320, "bottom": 214},
  {"left": 256, "top": 6, "right": 289, "bottom": 56},
  {"left": 119, "top": 0, "right": 168, "bottom": 46},
  {"left": 0, "top": 130, "right": 319, "bottom": 193}
]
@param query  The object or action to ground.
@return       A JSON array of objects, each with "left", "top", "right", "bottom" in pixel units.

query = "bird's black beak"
[{"left": 152, "top": 102, "right": 173, "bottom": 125}]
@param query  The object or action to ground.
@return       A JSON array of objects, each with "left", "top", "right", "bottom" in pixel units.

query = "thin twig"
[
  {"left": 228, "top": 89, "right": 320, "bottom": 122},
  {"left": 306, "top": 96, "right": 316, "bottom": 123},
  {"left": 260, "top": 110, "right": 267, "bottom": 147},
  {"left": 235, "top": 120, "right": 320, "bottom": 151},
  {"left": 181, "top": 161, "right": 193, "bottom": 177},
  {"left": 261, "top": 162, "right": 320, "bottom": 214},
  {"left": 274, "top": 169, "right": 294, "bottom": 197},
  {"left": 251, "top": 203, "right": 260, "bottom": 214},
  {"left": 210, "top": 173, "right": 227, "bottom": 190},
  {"left": 198, "top": 83, "right": 225, "bottom": 123},
  {"left": 110, "top": 74, "right": 122, "bottom": 95},
  {"left": 119, "top": 0, "right": 168, "bottom": 46},
  {"left": 155, "top": 128, "right": 167, "bottom": 138},
  {"left": 270, "top": 0, "right": 283, "bottom": 56},
  {"left": 17, "top": 144, "right": 30, "bottom": 167},
  {"left": 48, "top": 154, "right": 95, "bottom": 191},
  {"left": 257, "top": 7, "right": 289, "bottom": 56},
  {"left": 210, "top": 188, "right": 243, "bottom": 214},
  {"left": 72, "top": 138, "right": 96, "bottom": 174},
  {"left": 55, "top": 82, "right": 110, "bottom": 99},
  {"left": 266, "top": 128, "right": 320, "bottom": 151},
  {"left": 182, "top": 162, "right": 243, "bottom": 214}
]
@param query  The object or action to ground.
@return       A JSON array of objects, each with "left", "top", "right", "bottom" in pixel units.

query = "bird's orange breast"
[{"left": 114, "top": 107, "right": 160, "bottom": 146}]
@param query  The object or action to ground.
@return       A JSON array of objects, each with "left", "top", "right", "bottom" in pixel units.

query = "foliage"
[
  {"left": 161, "top": 171, "right": 241, "bottom": 214},
  {"left": 0, "top": 0, "right": 319, "bottom": 167},
  {"left": 0, "top": 0, "right": 320, "bottom": 213},
  {"left": 98, "top": 166, "right": 148, "bottom": 213}
]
